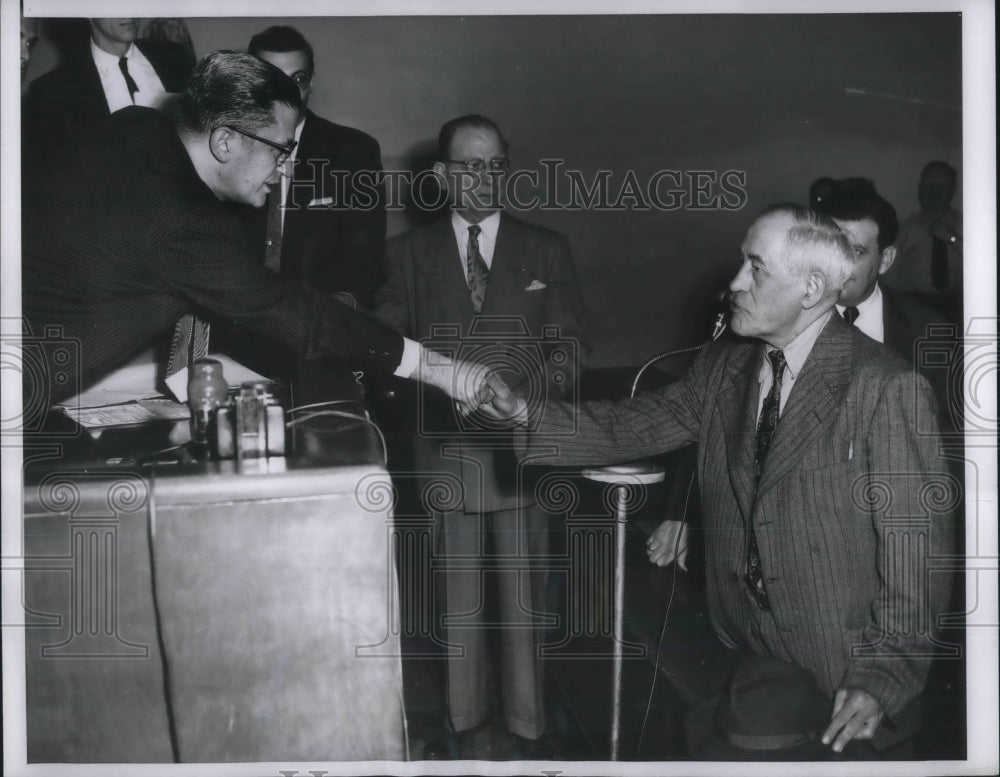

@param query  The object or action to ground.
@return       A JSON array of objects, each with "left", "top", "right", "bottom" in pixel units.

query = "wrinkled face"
[
  {"left": 218, "top": 103, "right": 298, "bottom": 207},
  {"left": 90, "top": 18, "right": 139, "bottom": 47},
  {"left": 918, "top": 165, "right": 956, "bottom": 214},
  {"left": 256, "top": 49, "right": 313, "bottom": 109},
  {"left": 21, "top": 17, "right": 38, "bottom": 80},
  {"left": 438, "top": 125, "right": 506, "bottom": 214},
  {"left": 833, "top": 218, "right": 890, "bottom": 306},
  {"left": 728, "top": 214, "right": 808, "bottom": 348}
]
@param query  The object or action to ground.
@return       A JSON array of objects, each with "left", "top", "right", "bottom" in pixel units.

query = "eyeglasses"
[
  {"left": 445, "top": 157, "right": 510, "bottom": 174},
  {"left": 222, "top": 126, "right": 297, "bottom": 165}
]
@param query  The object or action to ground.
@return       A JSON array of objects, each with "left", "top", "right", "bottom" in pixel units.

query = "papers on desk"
[
  {"left": 53, "top": 349, "right": 269, "bottom": 429},
  {"left": 66, "top": 398, "right": 192, "bottom": 428}
]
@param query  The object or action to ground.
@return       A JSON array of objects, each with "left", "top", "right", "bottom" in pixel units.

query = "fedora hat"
[{"left": 684, "top": 653, "right": 833, "bottom": 761}]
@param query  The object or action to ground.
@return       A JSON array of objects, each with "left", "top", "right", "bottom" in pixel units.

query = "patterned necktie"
[
  {"left": 118, "top": 57, "right": 139, "bottom": 102},
  {"left": 264, "top": 188, "right": 283, "bottom": 273},
  {"left": 931, "top": 233, "right": 949, "bottom": 291},
  {"left": 746, "top": 349, "right": 786, "bottom": 610},
  {"left": 466, "top": 224, "right": 490, "bottom": 313},
  {"left": 842, "top": 306, "right": 860, "bottom": 326},
  {"left": 165, "top": 313, "right": 211, "bottom": 379}
]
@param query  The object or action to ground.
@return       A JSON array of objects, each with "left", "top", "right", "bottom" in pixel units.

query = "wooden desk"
[{"left": 21, "top": 388, "right": 406, "bottom": 763}]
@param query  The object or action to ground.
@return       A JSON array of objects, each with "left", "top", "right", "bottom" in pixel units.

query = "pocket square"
[
  {"left": 524, "top": 280, "right": 548, "bottom": 291},
  {"left": 308, "top": 196, "right": 334, "bottom": 207}
]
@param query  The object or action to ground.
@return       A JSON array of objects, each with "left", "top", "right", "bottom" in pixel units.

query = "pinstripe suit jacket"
[{"left": 518, "top": 313, "right": 955, "bottom": 740}]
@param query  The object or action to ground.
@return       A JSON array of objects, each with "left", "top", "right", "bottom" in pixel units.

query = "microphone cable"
[{"left": 632, "top": 310, "right": 725, "bottom": 756}]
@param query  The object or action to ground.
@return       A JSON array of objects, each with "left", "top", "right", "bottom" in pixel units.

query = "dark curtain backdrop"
[{"left": 23, "top": 14, "right": 962, "bottom": 367}]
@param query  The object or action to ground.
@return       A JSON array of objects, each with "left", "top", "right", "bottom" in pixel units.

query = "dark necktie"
[
  {"left": 746, "top": 349, "right": 787, "bottom": 610},
  {"left": 264, "top": 188, "right": 283, "bottom": 273},
  {"left": 931, "top": 233, "right": 949, "bottom": 291},
  {"left": 843, "top": 306, "right": 860, "bottom": 326},
  {"left": 466, "top": 224, "right": 490, "bottom": 313},
  {"left": 165, "top": 313, "right": 211, "bottom": 380},
  {"left": 118, "top": 57, "right": 139, "bottom": 102}
]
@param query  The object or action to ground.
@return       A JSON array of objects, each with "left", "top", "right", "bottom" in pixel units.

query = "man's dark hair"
[
  {"left": 921, "top": 160, "right": 958, "bottom": 185},
  {"left": 248, "top": 25, "right": 314, "bottom": 75},
  {"left": 808, "top": 176, "right": 836, "bottom": 209},
  {"left": 437, "top": 114, "right": 509, "bottom": 160},
  {"left": 812, "top": 177, "right": 899, "bottom": 251},
  {"left": 175, "top": 50, "right": 302, "bottom": 135}
]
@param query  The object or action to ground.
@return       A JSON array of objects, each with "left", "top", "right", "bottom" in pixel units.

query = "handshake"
[{"left": 417, "top": 350, "right": 528, "bottom": 424}]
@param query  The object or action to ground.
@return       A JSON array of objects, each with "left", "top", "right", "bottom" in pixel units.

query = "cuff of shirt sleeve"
[{"left": 393, "top": 338, "right": 421, "bottom": 379}]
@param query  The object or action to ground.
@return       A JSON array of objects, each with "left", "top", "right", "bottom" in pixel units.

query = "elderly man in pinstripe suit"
[{"left": 484, "top": 204, "right": 955, "bottom": 759}]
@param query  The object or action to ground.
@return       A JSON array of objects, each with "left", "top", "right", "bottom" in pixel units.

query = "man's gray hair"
[
  {"left": 175, "top": 50, "right": 302, "bottom": 135},
  {"left": 758, "top": 202, "right": 854, "bottom": 298}
]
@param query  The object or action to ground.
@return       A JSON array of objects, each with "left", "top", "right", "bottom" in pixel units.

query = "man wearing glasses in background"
[
  {"left": 246, "top": 25, "right": 386, "bottom": 310},
  {"left": 372, "top": 115, "right": 585, "bottom": 760},
  {"left": 22, "top": 53, "right": 490, "bottom": 416}
]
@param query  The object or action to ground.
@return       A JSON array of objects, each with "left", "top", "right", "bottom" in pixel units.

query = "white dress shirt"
[
  {"left": 836, "top": 283, "right": 885, "bottom": 343},
  {"left": 756, "top": 311, "right": 832, "bottom": 423},
  {"left": 91, "top": 39, "right": 167, "bottom": 113},
  {"left": 451, "top": 210, "right": 501, "bottom": 283}
]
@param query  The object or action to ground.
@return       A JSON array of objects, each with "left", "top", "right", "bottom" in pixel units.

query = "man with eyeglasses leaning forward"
[
  {"left": 22, "top": 52, "right": 491, "bottom": 415},
  {"left": 372, "top": 114, "right": 585, "bottom": 760}
]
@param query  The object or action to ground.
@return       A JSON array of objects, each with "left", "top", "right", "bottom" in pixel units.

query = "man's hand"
[
  {"left": 646, "top": 520, "right": 689, "bottom": 569},
  {"left": 417, "top": 349, "right": 494, "bottom": 414},
  {"left": 821, "top": 688, "right": 884, "bottom": 753},
  {"left": 473, "top": 371, "right": 530, "bottom": 425}
]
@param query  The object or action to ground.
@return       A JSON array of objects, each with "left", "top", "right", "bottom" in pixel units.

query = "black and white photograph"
[{"left": 2, "top": 0, "right": 996, "bottom": 775}]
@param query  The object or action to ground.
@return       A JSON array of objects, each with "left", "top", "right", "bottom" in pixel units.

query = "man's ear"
[
  {"left": 878, "top": 245, "right": 897, "bottom": 276},
  {"left": 802, "top": 270, "right": 829, "bottom": 310},
  {"left": 208, "top": 127, "right": 235, "bottom": 163},
  {"left": 431, "top": 161, "right": 449, "bottom": 191}
]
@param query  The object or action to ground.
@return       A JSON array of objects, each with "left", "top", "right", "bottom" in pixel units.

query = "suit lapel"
[
  {"left": 720, "top": 344, "right": 761, "bottom": 521},
  {"left": 757, "top": 315, "right": 853, "bottom": 496},
  {"left": 480, "top": 213, "right": 528, "bottom": 317},
  {"left": 415, "top": 217, "right": 476, "bottom": 331}
]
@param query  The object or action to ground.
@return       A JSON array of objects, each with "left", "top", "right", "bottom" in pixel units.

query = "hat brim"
[{"left": 684, "top": 694, "right": 832, "bottom": 762}]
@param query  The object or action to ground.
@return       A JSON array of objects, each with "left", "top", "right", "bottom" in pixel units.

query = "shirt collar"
[
  {"left": 451, "top": 209, "right": 501, "bottom": 244},
  {"left": 759, "top": 310, "right": 832, "bottom": 384},
  {"left": 90, "top": 38, "right": 135, "bottom": 70},
  {"left": 835, "top": 281, "right": 882, "bottom": 321}
]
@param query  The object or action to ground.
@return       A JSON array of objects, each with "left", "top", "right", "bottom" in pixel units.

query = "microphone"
[
  {"left": 630, "top": 305, "right": 728, "bottom": 398},
  {"left": 711, "top": 310, "right": 728, "bottom": 341}
]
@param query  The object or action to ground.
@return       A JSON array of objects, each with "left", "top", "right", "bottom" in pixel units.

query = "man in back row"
[
  {"left": 812, "top": 177, "right": 955, "bottom": 432},
  {"left": 23, "top": 17, "right": 193, "bottom": 170},
  {"left": 484, "top": 204, "right": 956, "bottom": 759},
  {"left": 22, "top": 51, "right": 488, "bottom": 414},
  {"left": 245, "top": 25, "right": 386, "bottom": 308}
]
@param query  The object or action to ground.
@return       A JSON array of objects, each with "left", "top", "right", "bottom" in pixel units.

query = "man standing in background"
[
  {"left": 882, "top": 161, "right": 963, "bottom": 320},
  {"left": 373, "top": 114, "right": 585, "bottom": 760},
  {"left": 247, "top": 25, "right": 386, "bottom": 309},
  {"left": 22, "top": 17, "right": 193, "bottom": 169}
]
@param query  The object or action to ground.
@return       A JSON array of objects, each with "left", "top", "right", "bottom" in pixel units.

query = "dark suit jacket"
[
  {"left": 881, "top": 285, "right": 957, "bottom": 433},
  {"left": 517, "top": 314, "right": 955, "bottom": 747},
  {"left": 22, "top": 39, "right": 193, "bottom": 170},
  {"left": 373, "top": 212, "right": 586, "bottom": 514},
  {"left": 244, "top": 111, "right": 386, "bottom": 306},
  {"left": 22, "top": 108, "right": 403, "bottom": 406}
]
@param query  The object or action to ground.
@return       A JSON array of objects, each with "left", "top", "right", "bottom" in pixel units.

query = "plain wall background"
[{"left": 22, "top": 14, "right": 962, "bottom": 367}]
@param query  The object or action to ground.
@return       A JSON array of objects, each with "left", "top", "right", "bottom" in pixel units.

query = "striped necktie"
[
  {"left": 466, "top": 224, "right": 490, "bottom": 313},
  {"left": 165, "top": 313, "right": 211, "bottom": 379},
  {"left": 745, "top": 349, "right": 786, "bottom": 610}
]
